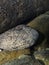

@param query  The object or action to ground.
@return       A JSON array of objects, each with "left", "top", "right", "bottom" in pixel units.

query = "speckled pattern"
[{"left": 0, "top": 25, "right": 39, "bottom": 51}]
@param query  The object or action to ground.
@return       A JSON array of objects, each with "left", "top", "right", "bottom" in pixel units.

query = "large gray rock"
[
  {"left": 1, "top": 55, "right": 42, "bottom": 65},
  {"left": 0, "top": 25, "right": 39, "bottom": 51},
  {"left": 0, "top": 0, "right": 49, "bottom": 33}
]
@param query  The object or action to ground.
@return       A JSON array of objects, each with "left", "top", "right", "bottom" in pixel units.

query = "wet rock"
[
  {"left": 34, "top": 48, "right": 49, "bottom": 65},
  {"left": 0, "top": 25, "right": 39, "bottom": 51},
  {"left": 1, "top": 55, "right": 42, "bottom": 65},
  {"left": 0, "top": 0, "right": 49, "bottom": 33}
]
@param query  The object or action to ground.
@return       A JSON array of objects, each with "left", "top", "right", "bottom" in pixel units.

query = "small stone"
[
  {"left": 0, "top": 25, "right": 39, "bottom": 51},
  {"left": 34, "top": 49, "right": 49, "bottom": 65},
  {"left": 34, "top": 49, "right": 49, "bottom": 60},
  {"left": 1, "top": 55, "right": 42, "bottom": 65}
]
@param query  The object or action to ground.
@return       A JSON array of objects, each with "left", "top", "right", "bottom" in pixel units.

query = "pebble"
[{"left": 34, "top": 49, "right": 49, "bottom": 65}]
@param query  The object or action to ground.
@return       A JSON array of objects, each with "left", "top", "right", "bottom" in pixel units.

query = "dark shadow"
[
  {"left": 0, "top": 10, "right": 47, "bottom": 34},
  {"left": 29, "top": 31, "right": 45, "bottom": 54},
  {"left": 45, "top": 31, "right": 49, "bottom": 48},
  {"left": 37, "top": 59, "right": 45, "bottom": 65}
]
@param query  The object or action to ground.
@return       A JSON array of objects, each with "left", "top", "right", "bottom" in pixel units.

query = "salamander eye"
[
  {"left": 0, "top": 48, "right": 4, "bottom": 51},
  {"left": 16, "top": 25, "right": 23, "bottom": 30}
]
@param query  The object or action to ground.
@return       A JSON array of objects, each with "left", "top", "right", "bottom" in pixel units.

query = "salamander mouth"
[
  {"left": 0, "top": 42, "right": 33, "bottom": 51},
  {"left": 12, "top": 43, "right": 33, "bottom": 50}
]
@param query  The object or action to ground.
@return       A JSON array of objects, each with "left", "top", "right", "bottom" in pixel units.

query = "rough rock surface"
[
  {"left": 0, "top": 0, "right": 49, "bottom": 33},
  {"left": 0, "top": 25, "right": 39, "bottom": 51},
  {"left": 1, "top": 55, "right": 42, "bottom": 65}
]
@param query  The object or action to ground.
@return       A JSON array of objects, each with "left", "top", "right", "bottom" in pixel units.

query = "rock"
[
  {"left": 1, "top": 55, "right": 42, "bottom": 65},
  {"left": 34, "top": 49, "right": 49, "bottom": 60},
  {"left": 0, "top": 0, "right": 49, "bottom": 33},
  {"left": 27, "top": 11, "right": 49, "bottom": 50},
  {"left": 44, "top": 11, "right": 49, "bottom": 15},
  {"left": 0, "top": 25, "right": 39, "bottom": 51},
  {"left": 0, "top": 49, "right": 31, "bottom": 64},
  {"left": 27, "top": 12, "right": 49, "bottom": 35},
  {"left": 34, "top": 48, "right": 49, "bottom": 65}
]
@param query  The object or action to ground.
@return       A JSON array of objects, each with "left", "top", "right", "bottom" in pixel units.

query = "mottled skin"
[{"left": 0, "top": 25, "right": 39, "bottom": 51}]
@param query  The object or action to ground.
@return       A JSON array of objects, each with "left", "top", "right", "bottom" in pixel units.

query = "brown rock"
[
  {"left": 0, "top": 49, "right": 30, "bottom": 64},
  {"left": 27, "top": 11, "right": 49, "bottom": 50}
]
